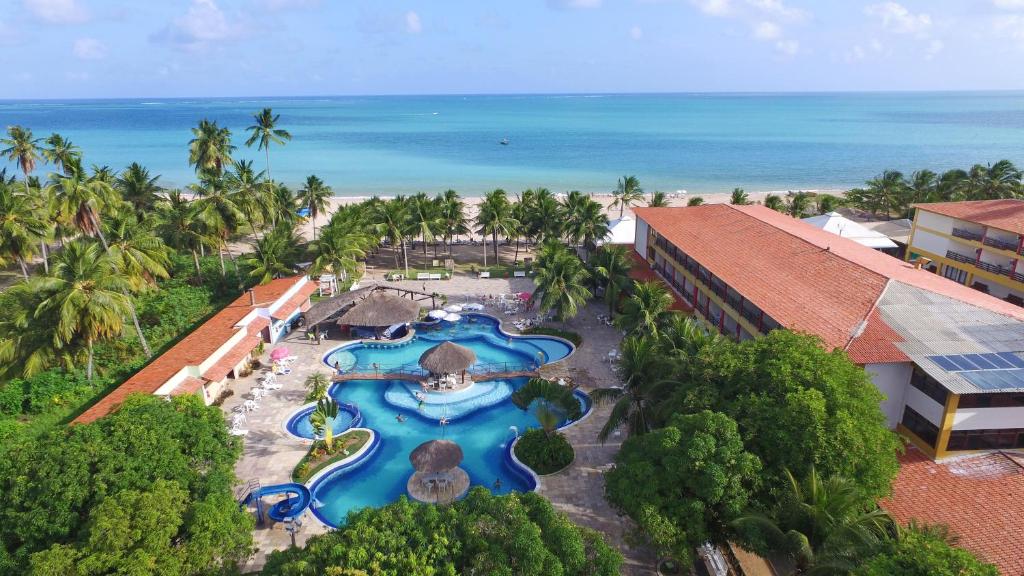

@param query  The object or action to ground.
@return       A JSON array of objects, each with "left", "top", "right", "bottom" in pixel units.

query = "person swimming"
[
  {"left": 396, "top": 414, "right": 406, "bottom": 423},
  {"left": 493, "top": 478, "right": 502, "bottom": 490}
]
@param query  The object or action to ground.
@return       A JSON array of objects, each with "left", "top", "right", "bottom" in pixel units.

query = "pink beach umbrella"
[
  {"left": 270, "top": 347, "right": 290, "bottom": 361},
  {"left": 518, "top": 292, "right": 532, "bottom": 301}
]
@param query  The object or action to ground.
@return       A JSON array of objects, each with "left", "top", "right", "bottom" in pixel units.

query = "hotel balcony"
[
  {"left": 983, "top": 236, "right": 1020, "bottom": 253},
  {"left": 952, "top": 228, "right": 984, "bottom": 242},
  {"left": 946, "top": 250, "right": 976, "bottom": 266}
]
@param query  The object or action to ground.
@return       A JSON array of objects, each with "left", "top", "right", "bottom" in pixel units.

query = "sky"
[{"left": 2, "top": 0, "right": 1024, "bottom": 99}]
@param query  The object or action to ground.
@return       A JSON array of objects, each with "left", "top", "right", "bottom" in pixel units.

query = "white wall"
[
  {"left": 905, "top": 386, "right": 945, "bottom": 426},
  {"left": 953, "top": 406, "right": 1024, "bottom": 430},
  {"left": 865, "top": 362, "right": 913, "bottom": 428},
  {"left": 635, "top": 218, "right": 649, "bottom": 256},
  {"left": 910, "top": 229, "right": 954, "bottom": 258},
  {"left": 916, "top": 211, "right": 955, "bottom": 235}
]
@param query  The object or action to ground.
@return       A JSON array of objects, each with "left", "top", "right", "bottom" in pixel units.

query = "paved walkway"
[{"left": 224, "top": 280, "right": 656, "bottom": 574}]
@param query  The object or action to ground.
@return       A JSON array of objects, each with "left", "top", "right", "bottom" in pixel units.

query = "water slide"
[{"left": 244, "top": 483, "right": 312, "bottom": 523}]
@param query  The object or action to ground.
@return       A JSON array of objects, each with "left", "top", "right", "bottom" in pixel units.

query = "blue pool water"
[
  {"left": 286, "top": 403, "right": 360, "bottom": 440},
  {"left": 305, "top": 314, "right": 581, "bottom": 526}
]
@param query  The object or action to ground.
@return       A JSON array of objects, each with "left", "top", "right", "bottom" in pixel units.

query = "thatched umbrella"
[
  {"left": 419, "top": 342, "right": 476, "bottom": 375},
  {"left": 409, "top": 439, "right": 464, "bottom": 474},
  {"left": 337, "top": 291, "right": 422, "bottom": 327}
]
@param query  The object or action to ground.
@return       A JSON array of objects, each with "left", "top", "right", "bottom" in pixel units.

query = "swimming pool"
[
  {"left": 302, "top": 314, "right": 583, "bottom": 527},
  {"left": 285, "top": 402, "right": 361, "bottom": 440}
]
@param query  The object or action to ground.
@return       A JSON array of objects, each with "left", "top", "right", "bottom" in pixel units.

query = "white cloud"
[
  {"left": 994, "top": 0, "right": 1024, "bottom": 9},
  {"left": 775, "top": 39, "right": 799, "bottom": 55},
  {"left": 629, "top": 25, "right": 644, "bottom": 40},
  {"left": 690, "top": 0, "right": 733, "bottom": 16},
  {"left": 153, "top": 0, "right": 248, "bottom": 51},
  {"left": 547, "top": 0, "right": 602, "bottom": 8},
  {"left": 72, "top": 37, "right": 106, "bottom": 60},
  {"left": 746, "top": 0, "right": 807, "bottom": 21},
  {"left": 864, "top": 2, "right": 931, "bottom": 36},
  {"left": 753, "top": 21, "right": 781, "bottom": 40},
  {"left": 24, "top": 0, "right": 89, "bottom": 24},
  {"left": 405, "top": 11, "right": 422, "bottom": 34},
  {"left": 262, "top": 0, "right": 321, "bottom": 10}
]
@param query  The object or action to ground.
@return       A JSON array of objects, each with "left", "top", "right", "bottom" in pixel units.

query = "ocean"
[{"left": 2, "top": 92, "right": 1023, "bottom": 197}]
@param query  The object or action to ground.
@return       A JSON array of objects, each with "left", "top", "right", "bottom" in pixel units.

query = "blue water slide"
[{"left": 247, "top": 483, "right": 312, "bottom": 522}]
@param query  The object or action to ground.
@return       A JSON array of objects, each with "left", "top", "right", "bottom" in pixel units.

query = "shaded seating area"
[
  {"left": 419, "top": 341, "right": 476, "bottom": 391},
  {"left": 406, "top": 439, "right": 470, "bottom": 504},
  {"left": 336, "top": 291, "right": 423, "bottom": 340}
]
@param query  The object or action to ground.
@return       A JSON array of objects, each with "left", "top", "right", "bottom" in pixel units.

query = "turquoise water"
[
  {"left": 286, "top": 404, "right": 358, "bottom": 440},
  {"left": 303, "top": 314, "right": 580, "bottom": 526},
  {"left": 3, "top": 92, "right": 1023, "bottom": 194}
]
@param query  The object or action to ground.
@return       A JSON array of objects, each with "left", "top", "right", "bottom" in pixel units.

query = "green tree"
[
  {"left": 155, "top": 190, "right": 214, "bottom": 280},
  {"left": 730, "top": 188, "right": 750, "bottom": 205},
  {"left": 763, "top": 193, "right": 785, "bottom": 212},
  {"left": 563, "top": 193, "right": 609, "bottom": 249},
  {"left": 115, "top": 162, "right": 163, "bottom": 220},
  {"left": 648, "top": 190, "right": 669, "bottom": 207},
  {"left": 607, "top": 411, "right": 761, "bottom": 562},
  {"left": 734, "top": 467, "right": 895, "bottom": 574},
  {"left": 190, "top": 174, "right": 244, "bottom": 277},
  {"left": 41, "top": 133, "right": 81, "bottom": 176},
  {"left": 188, "top": 119, "right": 234, "bottom": 177},
  {"left": 588, "top": 245, "right": 632, "bottom": 317},
  {"left": 815, "top": 194, "right": 843, "bottom": 214},
  {"left": 244, "top": 107, "right": 292, "bottom": 179},
  {"left": 372, "top": 197, "right": 412, "bottom": 272},
  {"left": 312, "top": 210, "right": 373, "bottom": 282},
  {"left": 591, "top": 335, "right": 672, "bottom": 442},
  {"left": 297, "top": 174, "right": 332, "bottom": 240},
  {"left": 304, "top": 372, "right": 331, "bottom": 402},
  {"left": 261, "top": 489, "right": 622, "bottom": 576},
  {"left": 786, "top": 191, "right": 813, "bottom": 218},
  {"left": 225, "top": 159, "right": 270, "bottom": 237},
  {"left": 438, "top": 189, "right": 469, "bottom": 255},
  {"left": 0, "top": 181, "right": 48, "bottom": 278},
  {"left": 612, "top": 175, "right": 643, "bottom": 218},
  {"left": 855, "top": 523, "right": 998, "bottom": 576},
  {"left": 964, "top": 160, "right": 1021, "bottom": 200},
  {"left": 511, "top": 377, "right": 583, "bottom": 423},
  {"left": 686, "top": 196, "right": 704, "bottom": 206},
  {"left": 531, "top": 243, "right": 591, "bottom": 321},
  {"left": 241, "top": 222, "right": 301, "bottom": 284},
  {"left": 2, "top": 126, "right": 49, "bottom": 272},
  {"left": 408, "top": 192, "right": 442, "bottom": 262},
  {"left": 309, "top": 397, "right": 340, "bottom": 451},
  {"left": 476, "top": 188, "right": 519, "bottom": 266},
  {"left": 616, "top": 280, "right": 674, "bottom": 337},
  {"left": 102, "top": 207, "right": 172, "bottom": 291}
]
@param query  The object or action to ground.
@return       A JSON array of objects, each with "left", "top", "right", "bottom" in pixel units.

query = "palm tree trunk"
[
  {"left": 18, "top": 257, "right": 28, "bottom": 279},
  {"left": 39, "top": 241, "right": 48, "bottom": 274},
  {"left": 90, "top": 213, "right": 154, "bottom": 358},
  {"left": 482, "top": 235, "right": 487, "bottom": 268},
  {"left": 514, "top": 238, "right": 520, "bottom": 264},
  {"left": 192, "top": 250, "right": 203, "bottom": 280},
  {"left": 393, "top": 242, "right": 400, "bottom": 269},
  {"left": 493, "top": 231, "right": 499, "bottom": 265},
  {"left": 218, "top": 247, "right": 226, "bottom": 277},
  {"left": 401, "top": 239, "right": 409, "bottom": 277},
  {"left": 265, "top": 147, "right": 272, "bottom": 181},
  {"left": 86, "top": 339, "right": 94, "bottom": 381}
]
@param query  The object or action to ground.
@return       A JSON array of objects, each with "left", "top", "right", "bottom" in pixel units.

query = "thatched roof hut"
[
  {"left": 409, "top": 439, "right": 464, "bottom": 474},
  {"left": 337, "top": 291, "right": 422, "bottom": 327},
  {"left": 419, "top": 342, "right": 476, "bottom": 375}
]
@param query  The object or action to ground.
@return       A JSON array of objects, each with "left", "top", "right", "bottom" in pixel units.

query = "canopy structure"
[
  {"left": 599, "top": 216, "right": 637, "bottom": 246},
  {"left": 427, "top": 309, "right": 447, "bottom": 319},
  {"left": 409, "top": 439, "right": 464, "bottom": 474},
  {"left": 337, "top": 291, "right": 422, "bottom": 327},
  {"left": 419, "top": 341, "right": 476, "bottom": 375},
  {"left": 270, "top": 347, "right": 290, "bottom": 360},
  {"left": 444, "top": 304, "right": 463, "bottom": 313},
  {"left": 801, "top": 212, "right": 898, "bottom": 250},
  {"left": 443, "top": 313, "right": 462, "bottom": 323}
]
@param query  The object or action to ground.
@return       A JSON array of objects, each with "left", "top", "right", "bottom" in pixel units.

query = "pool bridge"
[{"left": 332, "top": 361, "right": 540, "bottom": 383}]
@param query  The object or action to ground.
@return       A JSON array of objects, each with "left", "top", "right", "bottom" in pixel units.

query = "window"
[
  {"left": 901, "top": 406, "right": 939, "bottom": 448},
  {"left": 909, "top": 367, "right": 949, "bottom": 406},
  {"left": 958, "top": 393, "right": 1024, "bottom": 409},
  {"left": 947, "top": 428, "right": 1024, "bottom": 451},
  {"left": 942, "top": 264, "right": 968, "bottom": 284}
]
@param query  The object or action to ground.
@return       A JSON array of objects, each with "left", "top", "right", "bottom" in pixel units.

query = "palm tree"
[
  {"left": 591, "top": 336, "right": 672, "bottom": 442},
  {"left": 476, "top": 189, "right": 519, "bottom": 266},
  {"left": 647, "top": 190, "right": 669, "bottom": 208},
  {"left": 309, "top": 398, "right": 340, "bottom": 451},
  {"left": 658, "top": 314, "right": 723, "bottom": 364},
  {"left": 242, "top": 222, "right": 301, "bottom": 284},
  {"left": 32, "top": 241, "right": 133, "bottom": 379},
  {"left": 733, "top": 468, "right": 895, "bottom": 574},
  {"left": 438, "top": 189, "right": 468, "bottom": 255},
  {"left": 528, "top": 188, "right": 564, "bottom": 245},
  {"left": 245, "top": 108, "right": 292, "bottom": 179},
  {"left": 860, "top": 170, "right": 907, "bottom": 217},
  {"left": 312, "top": 213, "right": 373, "bottom": 281},
  {"left": 225, "top": 160, "right": 270, "bottom": 238},
  {"left": 408, "top": 192, "right": 441, "bottom": 263},
  {"left": 89, "top": 164, "right": 115, "bottom": 185},
  {"left": 616, "top": 280, "right": 674, "bottom": 337},
  {"left": 188, "top": 119, "right": 235, "bottom": 177},
  {"left": 190, "top": 174, "right": 244, "bottom": 276},
  {"left": 907, "top": 170, "right": 937, "bottom": 207},
  {"left": 102, "top": 207, "right": 172, "bottom": 290},
  {"left": 155, "top": 190, "right": 213, "bottom": 280},
  {"left": 373, "top": 197, "right": 412, "bottom": 274},
  {"left": 42, "top": 133, "right": 81, "bottom": 176},
  {"left": 531, "top": 243, "right": 592, "bottom": 321},
  {"left": 730, "top": 188, "right": 750, "bottom": 205},
  {"left": 763, "top": 193, "right": 785, "bottom": 212},
  {"left": 297, "top": 175, "right": 332, "bottom": 240},
  {"left": 116, "top": 163, "right": 163, "bottom": 220},
  {"left": 2, "top": 126, "right": 49, "bottom": 271},
  {"left": 564, "top": 194, "right": 609, "bottom": 250},
  {"left": 589, "top": 245, "right": 632, "bottom": 317},
  {"left": 815, "top": 194, "right": 843, "bottom": 215},
  {"left": 612, "top": 175, "right": 643, "bottom": 218},
  {"left": 686, "top": 196, "right": 705, "bottom": 207},
  {"left": 304, "top": 372, "right": 331, "bottom": 402},
  {"left": 0, "top": 181, "right": 47, "bottom": 278},
  {"left": 967, "top": 160, "right": 1022, "bottom": 200},
  {"left": 786, "top": 191, "right": 813, "bottom": 218},
  {"left": 267, "top": 182, "right": 299, "bottom": 228}
]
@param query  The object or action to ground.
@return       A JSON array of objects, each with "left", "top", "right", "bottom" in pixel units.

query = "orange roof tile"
[
  {"left": 914, "top": 199, "right": 1024, "bottom": 236},
  {"left": 844, "top": 308, "right": 908, "bottom": 364},
  {"left": 170, "top": 377, "right": 207, "bottom": 397},
  {"left": 634, "top": 205, "right": 1024, "bottom": 363},
  {"left": 74, "top": 276, "right": 310, "bottom": 424},
  {"left": 882, "top": 447, "right": 1024, "bottom": 576},
  {"left": 271, "top": 281, "right": 317, "bottom": 319}
]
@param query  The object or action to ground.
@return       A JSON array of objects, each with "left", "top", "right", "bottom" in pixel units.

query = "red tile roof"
[
  {"left": 74, "top": 276, "right": 311, "bottom": 424},
  {"left": 201, "top": 335, "right": 261, "bottom": 380},
  {"left": 634, "top": 205, "right": 1024, "bottom": 363},
  {"left": 627, "top": 248, "right": 694, "bottom": 312},
  {"left": 882, "top": 447, "right": 1024, "bottom": 576},
  {"left": 844, "top": 309, "right": 908, "bottom": 364},
  {"left": 914, "top": 199, "right": 1024, "bottom": 236},
  {"left": 170, "top": 377, "right": 207, "bottom": 397}
]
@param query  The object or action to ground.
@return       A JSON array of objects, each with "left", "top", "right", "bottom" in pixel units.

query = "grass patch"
[
  {"left": 522, "top": 327, "right": 582, "bottom": 346},
  {"left": 292, "top": 429, "right": 372, "bottom": 484}
]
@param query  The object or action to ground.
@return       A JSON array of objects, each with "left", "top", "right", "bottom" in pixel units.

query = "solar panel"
[
  {"left": 996, "top": 352, "right": 1024, "bottom": 369},
  {"left": 930, "top": 356, "right": 960, "bottom": 371},
  {"left": 927, "top": 353, "right": 1024, "bottom": 373},
  {"left": 961, "top": 369, "right": 1024, "bottom": 391}
]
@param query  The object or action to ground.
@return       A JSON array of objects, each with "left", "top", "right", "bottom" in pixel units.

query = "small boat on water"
[{"left": 499, "top": 138, "right": 509, "bottom": 145}]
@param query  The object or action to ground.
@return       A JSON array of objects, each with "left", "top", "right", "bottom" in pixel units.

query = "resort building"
[
  {"left": 801, "top": 211, "right": 899, "bottom": 255},
  {"left": 906, "top": 199, "right": 1024, "bottom": 307},
  {"left": 633, "top": 205, "right": 1024, "bottom": 460},
  {"left": 74, "top": 275, "right": 316, "bottom": 424}
]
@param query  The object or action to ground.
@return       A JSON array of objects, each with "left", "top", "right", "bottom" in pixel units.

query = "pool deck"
[{"left": 224, "top": 279, "right": 656, "bottom": 574}]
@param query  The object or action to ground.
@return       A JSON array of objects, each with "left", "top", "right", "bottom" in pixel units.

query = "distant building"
[
  {"left": 907, "top": 199, "right": 1024, "bottom": 307},
  {"left": 74, "top": 275, "right": 316, "bottom": 424},
  {"left": 802, "top": 211, "right": 899, "bottom": 254},
  {"left": 858, "top": 218, "right": 913, "bottom": 259},
  {"left": 634, "top": 205, "right": 1024, "bottom": 460}
]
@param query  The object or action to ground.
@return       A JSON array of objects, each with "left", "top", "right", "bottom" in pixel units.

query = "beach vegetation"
[
  {"left": 615, "top": 279, "right": 674, "bottom": 336},
  {"left": 612, "top": 174, "right": 643, "bottom": 218},
  {"left": 686, "top": 195, "right": 704, "bottom": 206},
  {"left": 785, "top": 190, "right": 813, "bottom": 218},
  {"left": 297, "top": 174, "right": 332, "bottom": 240},
  {"left": 188, "top": 119, "right": 235, "bottom": 177},
  {"left": 588, "top": 244, "right": 632, "bottom": 317},
  {"left": 476, "top": 188, "right": 520, "bottom": 265},
  {"left": 591, "top": 335, "right": 673, "bottom": 442},
  {"left": 729, "top": 187, "right": 750, "bottom": 205},
  {"left": 244, "top": 107, "right": 291, "bottom": 179},
  {"left": 530, "top": 241, "right": 592, "bottom": 321},
  {"left": 262, "top": 489, "right": 622, "bottom": 576},
  {"left": 763, "top": 193, "right": 784, "bottom": 212},
  {"left": 648, "top": 190, "right": 669, "bottom": 207}
]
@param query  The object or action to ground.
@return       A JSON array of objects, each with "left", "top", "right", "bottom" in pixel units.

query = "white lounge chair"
[{"left": 479, "top": 271, "right": 491, "bottom": 278}]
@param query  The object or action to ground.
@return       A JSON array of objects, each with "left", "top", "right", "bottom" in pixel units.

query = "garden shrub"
[{"left": 514, "top": 428, "right": 575, "bottom": 475}]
